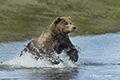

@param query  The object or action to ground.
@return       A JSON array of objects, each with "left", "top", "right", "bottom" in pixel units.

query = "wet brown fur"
[{"left": 20, "top": 17, "right": 78, "bottom": 64}]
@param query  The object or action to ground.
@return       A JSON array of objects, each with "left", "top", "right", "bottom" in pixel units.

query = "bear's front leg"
[
  {"left": 67, "top": 48, "right": 78, "bottom": 62},
  {"left": 49, "top": 58, "right": 63, "bottom": 64},
  {"left": 48, "top": 53, "right": 63, "bottom": 64}
]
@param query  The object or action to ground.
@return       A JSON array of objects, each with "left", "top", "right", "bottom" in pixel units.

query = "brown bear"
[{"left": 20, "top": 17, "right": 78, "bottom": 64}]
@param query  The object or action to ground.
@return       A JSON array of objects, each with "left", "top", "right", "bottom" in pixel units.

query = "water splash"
[{"left": 2, "top": 51, "right": 78, "bottom": 68}]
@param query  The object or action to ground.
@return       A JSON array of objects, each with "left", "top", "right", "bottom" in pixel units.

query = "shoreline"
[{"left": 0, "top": 0, "right": 120, "bottom": 42}]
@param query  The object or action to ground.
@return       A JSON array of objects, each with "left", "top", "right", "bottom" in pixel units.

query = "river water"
[{"left": 0, "top": 33, "right": 120, "bottom": 80}]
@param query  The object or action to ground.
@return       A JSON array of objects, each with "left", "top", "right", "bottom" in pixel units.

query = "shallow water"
[{"left": 0, "top": 33, "right": 120, "bottom": 80}]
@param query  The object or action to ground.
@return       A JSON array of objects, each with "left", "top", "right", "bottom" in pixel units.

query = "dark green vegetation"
[{"left": 0, "top": 0, "right": 120, "bottom": 42}]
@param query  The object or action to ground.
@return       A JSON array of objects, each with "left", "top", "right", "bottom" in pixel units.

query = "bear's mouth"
[{"left": 70, "top": 28, "right": 76, "bottom": 33}]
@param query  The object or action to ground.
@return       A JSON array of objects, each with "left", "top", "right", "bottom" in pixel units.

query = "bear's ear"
[
  {"left": 68, "top": 16, "right": 71, "bottom": 20},
  {"left": 55, "top": 17, "right": 61, "bottom": 23}
]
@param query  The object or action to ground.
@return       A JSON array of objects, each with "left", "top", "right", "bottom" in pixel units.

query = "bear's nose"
[{"left": 72, "top": 26, "right": 76, "bottom": 30}]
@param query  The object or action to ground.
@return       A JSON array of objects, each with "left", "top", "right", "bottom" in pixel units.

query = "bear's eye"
[
  {"left": 70, "top": 23, "right": 72, "bottom": 25},
  {"left": 65, "top": 23, "right": 68, "bottom": 25}
]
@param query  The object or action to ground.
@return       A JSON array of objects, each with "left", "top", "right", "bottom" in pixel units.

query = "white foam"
[{"left": 2, "top": 51, "right": 77, "bottom": 68}]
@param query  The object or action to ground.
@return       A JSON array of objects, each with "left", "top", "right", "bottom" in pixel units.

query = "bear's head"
[{"left": 52, "top": 17, "right": 76, "bottom": 35}]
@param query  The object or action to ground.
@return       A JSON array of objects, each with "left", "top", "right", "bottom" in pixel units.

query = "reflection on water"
[
  {"left": 0, "top": 65, "right": 79, "bottom": 80},
  {"left": 0, "top": 33, "right": 120, "bottom": 80},
  {"left": 29, "top": 68, "right": 78, "bottom": 80}
]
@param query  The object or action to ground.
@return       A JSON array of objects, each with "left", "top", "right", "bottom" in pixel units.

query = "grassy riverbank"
[{"left": 0, "top": 0, "right": 120, "bottom": 42}]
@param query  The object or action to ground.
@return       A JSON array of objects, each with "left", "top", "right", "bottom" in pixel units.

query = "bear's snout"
[{"left": 72, "top": 26, "right": 76, "bottom": 30}]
